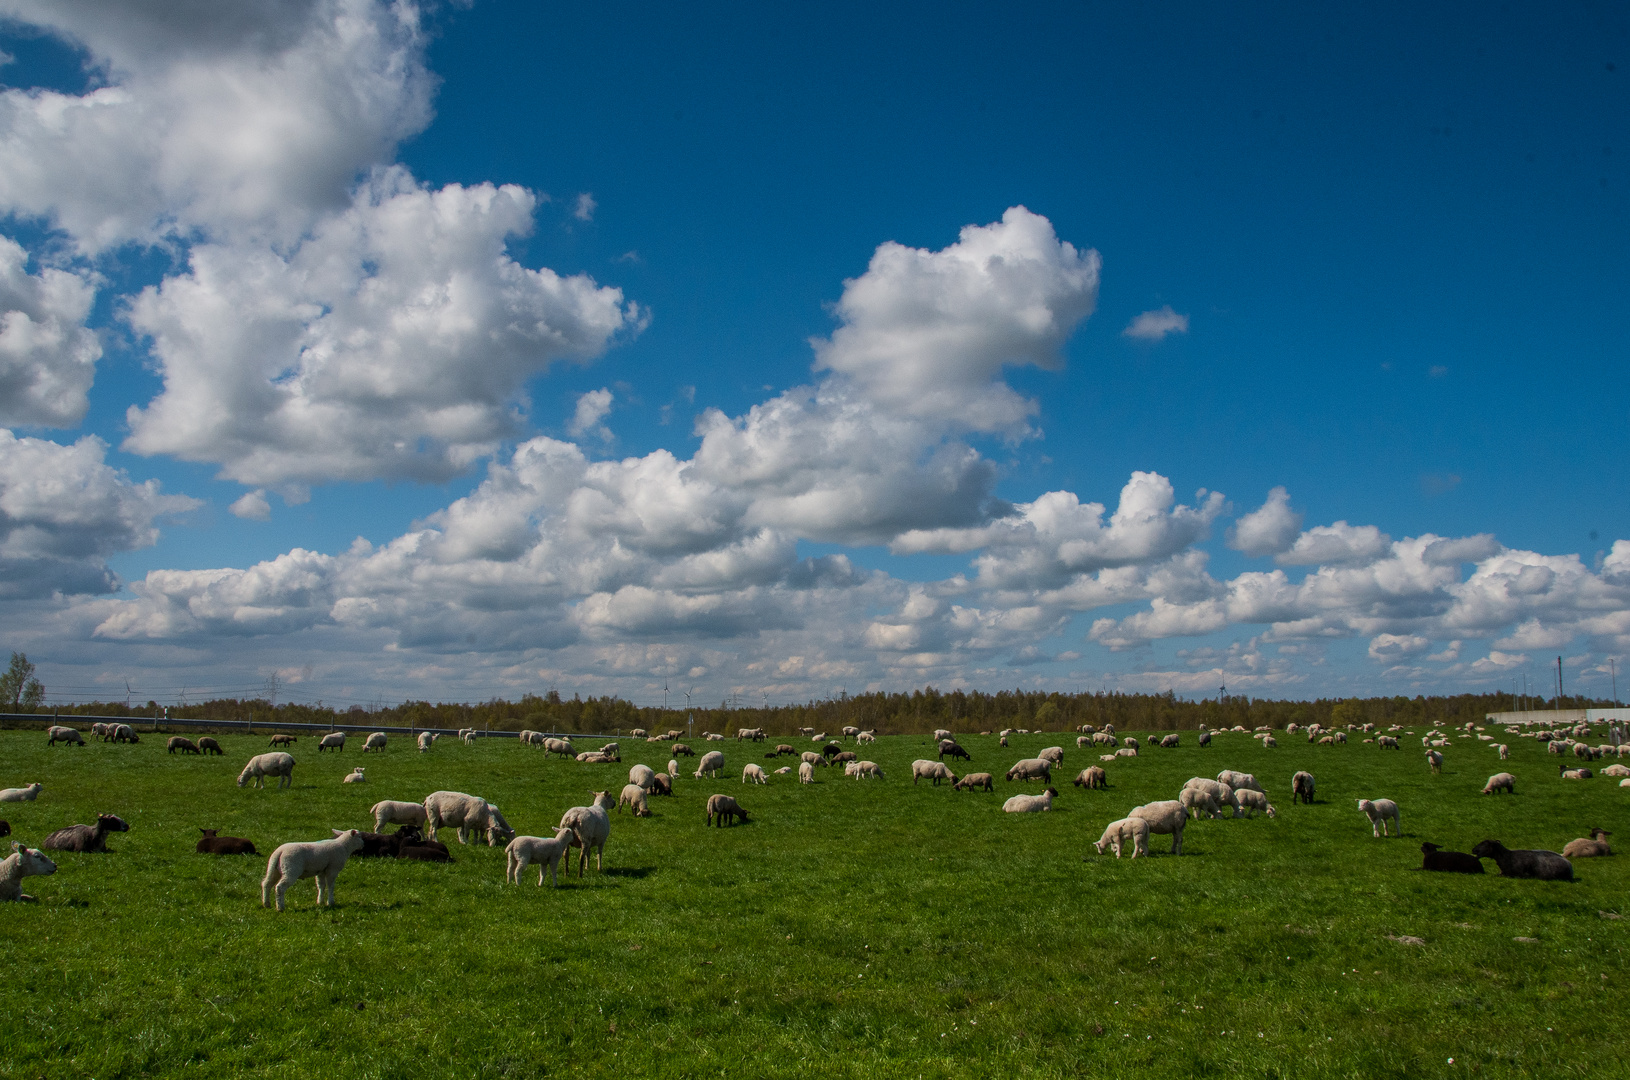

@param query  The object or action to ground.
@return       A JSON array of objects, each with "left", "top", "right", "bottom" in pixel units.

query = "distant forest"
[{"left": 10, "top": 687, "right": 1618, "bottom": 735}]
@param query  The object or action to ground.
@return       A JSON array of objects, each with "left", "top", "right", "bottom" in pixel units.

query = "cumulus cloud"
[
  {"left": 1227, "top": 486, "right": 1302, "bottom": 558},
  {"left": 229, "top": 489, "right": 271, "bottom": 521},
  {"left": 1122, "top": 305, "right": 1188, "bottom": 341},
  {"left": 573, "top": 193, "right": 596, "bottom": 222},
  {"left": 567, "top": 388, "right": 613, "bottom": 440},
  {"left": 1277, "top": 521, "right": 1391, "bottom": 567},
  {"left": 0, "top": 237, "right": 101, "bottom": 427},
  {"left": 1368, "top": 633, "right": 1431, "bottom": 661}
]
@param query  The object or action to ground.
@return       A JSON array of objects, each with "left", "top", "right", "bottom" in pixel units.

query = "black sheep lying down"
[
  {"left": 1420, "top": 842, "right": 1483, "bottom": 873},
  {"left": 354, "top": 825, "right": 453, "bottom": 862},
  {"left": 196, "top": 828, "right": 257, "bottom": 855},
  {"left": 1470, "top": 840, "right": 1574, "bottom": 881}
]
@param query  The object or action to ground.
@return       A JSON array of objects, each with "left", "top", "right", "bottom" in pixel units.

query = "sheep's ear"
[
  {"left": 332, "top": 828, "right": 345, "bottom": 837},
  {"left": 10, "top": 841, "right": 19, "bottom": 854}
]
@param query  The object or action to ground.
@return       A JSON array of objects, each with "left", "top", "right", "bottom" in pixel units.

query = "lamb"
[
  {"left": 417, "top": 731, "right": 435, "bottom": 752},
  {"left": 1262, "top": 735, "right": 1278, "bottom": 748},
  {"left": 342, "top": 767, "right": 366, "bottom": 783},
  {"left": 1357, "top": 798, "right": 1401, "bottom": 837},
  {"left": 47, "top": 726, "right": 84, "bottom": 746},
  {"left": 1561, "top": 766, "right": 1594, "bottom": 780},
  {"left": 371, "top": 800, "right": 428, "bottom": 832},
  {"left": 505, "top": 828, "right": 575, "bottom": 886},
  {"left": 1006, "top": 758, "right": 1053, "bottom": 783},
  {"left": 1425, "top": 750, "right": 1443, "bottom": 774},
  {"left": 1182, "top": 778, "right": 1238, "bottom": 815},
  {"left": 194, "top": 736, "right": 223, "bottom": 756},
  {"left": 237, "top": 752, "right": 296, "bottom": 789},
  {"left": 423, "top": 791, "right": 515, "bottom": 846},
  {"left": 1419, "top": 842, "right": 1484, "bottom": 874},
  {"left": 800, "top": 751, "right": 825, "bottom": 768},
  {"left": 706, "top": 793, "right": 749, "bottom": 827},
  {"left": 954, "top": 772, "right": 994, "bottom": 792},
  {"left": 629, "top": 764, "right": 657, "bottom": 790},
  {"left": 91, "top": 722, "right": 111, "bottom": 740},
  {"left": 0, "top": 783, "right": 43, "bottom": 802},
  {"left": 1093, "top": 816, "right": 1151, "bottom": 858},
  {"left": 773, "top": 766, "right": 791, "bottom": 775},
  {"left": 0, "top": 842, "right": 56, "bottom": 901},
  {"left": 1129, "top": 800, "right": 1187, "bottom": 854},
  {"left": 1481, "top": 772, "right": 1516, "bottom": 795},
  {"left": 1179, "top": 786, "right": 1223, "bottom": 819},
  {"left": 1470, "top": 839, "right": 1574, "bottom": 881},
  {"left": 1291, "top": 771, "right": 1315, "bottom": 804},
  {"left": 742, "top": 762, "right": 768, "bottom": 785},
  {"left": 460, "top": 728, "right": 478, "bottom": 744},
  {"left": 317, "top": 731, "right": 346, "bottom": 752},
  {"left": 1603, "top": 764, "right": 1630, "bottom": 778},
  {"left": 671, "top": 743, "right": 695, "bottom": 757},
  {"left": 912, "top": 760, "right": 957, "bottom": 786},
  {"left": 1076, "top": 735, "right": 1094, "bottom": 749},
  {"left": 261, "top": 829, "right": 365, "bottom": 911},
  {"left": 617, "top": 784, "right": 651, "bottom": 817},
  {"left": 44, "top": 813, "right": 131, "bottom": 853},
  {"left": 694, "top": 750, "right": 726, "bottom": 779},
  {"left": 1038, "top": 746, "right": 1065, "bottom": 767},
  {"left": 1561, "top": 828, "right": 1612, "bottom": 858},
  {"left": 853, "top": 760, "right": 884, "bottom": 779},
  {"left": 798, "top": 761, "right": 815, "bottom": 784},
  {"left": 398, "top": 830, "right": 453, "bottom": 862},
  {"left": 1003, "top": 787, "right": 1058, "bottom": 813},
  {"left": 1072, "top": 766, "right": 1107, "bottom": 789},
  {"left": 1234, "top": 789, "right": 1275, "bottom": 818},
  {"left": 842, "top": 725, "right": 860, "bottom": 739},
  {"left": 649, "top": 773, "right": 673, "bottom": 796},
  {"left": 269, "top": 733, "right": 297, "bottom": 747},
  {"left": 857, "top": 731, "right": 876, "bottom": 743},
  {"left": 168, "top": 736, "right": 202, "bottom": 755},
  {"left": 576, "top": 751, "right": 617, "bottom": 764}
]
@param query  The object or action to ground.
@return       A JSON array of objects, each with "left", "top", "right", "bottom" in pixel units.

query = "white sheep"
[
  {"left": 1357, "top": 798, "right": 1400, "bottom": 837},
  {"left": 1425, "top": 750, "right": 1443, "bottom": 774},
  {"left": 1003, "top": 787, "right": 1058, "bottom": 813},
  {"left": 1006, "top": 758, "right": 1053, "bottom": 783},
  {"left": 1234, "top": 789, "right": 1275, "bottom": 817},
  {"left": 417, "top": 731, "right": 435, "bottom": 752},
  {"left": 629, "top": 764, "right": 657, "bottom": 790},
  {"left": 0, "top": 841, "right": 57, "bottom": 901},
  {"left": 1217, "top": 770, "right": 1264, "bottom": 794},
  {"left": 559, "top": 795, "right": 612, "bottom": 877},
  {"left": 1497, "top": 743, "right": 1510, "bottom": 760},
  {"left": 1093, "top": 817, "right": 1150, "bottom": 858},
  {"left": 543, "top": 737, "right": 575, "bottom": 758},
  {"left": 854, "top": 760, "right": 884, "bottom": 779},
  {"left": 617, "top": 784, "right": 651, "bottom": 816},
  {"left": 0, "top": 783, "right": 43, "bottom": 802},
  {"left": 362, "top": 732, "right": 388, "bottom": 753},
  {"left": 857, "top": 731, "right": 876, "bottom": 743},
  {"left": 371, "top": 800, "right": 427, "bottom": 832},
  {"left": 236, "top": 752, "right": 295, "bottom": 789},
  {"left": 844, "top": 760, "right": 861, "bottom": 777},
  {"left": 798, "top": 761, "right": 815, "bottom": 783},
  {"left": 774, "top": 766, "right": 792, "bottom": 774},
  {"left": 1129, "top": 801, "right": 1187, "bottom": 854},
  {"left": 317, "top": 731, "right": 346, "bottom": 752},
  {"left": 505, "top": 828, "right": 575, "bottom": 886},
  {"left": 1481, "top": 772, "right": 1516, "bottom": 794},
  {"left": 742, "top": 762, "right": 768, "bottom": 785},
  {"left": 1602, "top": 763, "right": 1630, "bottom": 778},
  {"left": 261, "top": 829, "right": 365, "bottom": 911},
  {"left": 1178, "top": 786, "right": 1223, "bottom": 820},
  {"left": 1038, "top": 746, "right": 1065, "bottom": 767},
  {"left": 933, "top": 728, "right": 953, "bottom": 741},
  {"left": 800, "top": 751, "right": 825, "bottom": 768},
  {"left": 1182, "top": 777, "right": 1237, "bottom": 814},
  {"left": 342, "top": 767, "right": 366, "bottom": 783},
  {"left": 912, "top": 759, "right": 957, "bottom": 786},
  {"left": 423, "top": 791, "right": 515, "bottom": 846},
  {"left": 695, "top": 750, "right": 725, "bottom": 779},
  {"left": 460, "top": 728, "right": 477, "bottom": 744}
]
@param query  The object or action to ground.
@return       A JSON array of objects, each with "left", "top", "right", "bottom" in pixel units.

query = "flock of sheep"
[{"left": 2, "top": 712, "right": 1622, "bottom": 909}]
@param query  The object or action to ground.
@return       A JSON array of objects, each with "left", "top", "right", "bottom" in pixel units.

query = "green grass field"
[{"left": 2, "top": 725, "right": 1626, "bottom": 1079}]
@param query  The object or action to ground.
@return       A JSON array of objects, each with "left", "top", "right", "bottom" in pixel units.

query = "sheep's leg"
[
  {"left": 261, "top": 867, "right": 278, "bottom": 908},
  {"left": 594, "top": 844, "right": 603, "bottom": 871}
]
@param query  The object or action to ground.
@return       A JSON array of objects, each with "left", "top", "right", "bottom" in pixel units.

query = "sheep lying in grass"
[
  {"left": 1420, "top": 842, "right": 1484, "bottom": 873},
  {"left": 237, "top": 753, "right": 295, "bottom": 788},
  {"left": 167, "top": 736, "right": 201, "bottom": 755},
  {"left": 261, "top": 829, "right": 365, "bottom": 911},
  {"left": 342, "top": 768, "right": 366, "bottom": 783},
  {"left": 1292, "top": 771, "right": 1315, "bottom": 804},
  {"left": 1357, "top": 798, "right": 1401, "bottom": 837},
  {"left": 799, "top": 761, "right": 814, "bottom": 783},
  {"left": 1561, "top": 829, "right": 1612, "bottom": 858},
  {"left": 1093, "top": 817, "right": 1150, "bottom": 858},
  {"left": 954, "top": 772, "right": 994, "bottom": 792},
  {"left": 1072, "top": 766, "right": 1107, "bottom": 790},
  {"left": 1006, "top": 758, "right": 1053, "bottom": 783},
  {"left": 1603, "top": 764, "right": 1630, "bottom": 778},
  {"left": 0, "top": 783, "right": 42, "bottom": 802},
  {"left": 1561, "top": 766, "right": 1594, "bottom": 780},
  {"left": 1234, "top": 789, "right": 1275, "bottom": 818},
  {"left": 694, "top": 750, "right": 725, "bottom": 779},
  {"left": 560, "top": 793, "right": 614, "bottom": 875},
  {"left": 45, "top": 813, "right": 130, "bottom": 852},
  {"left": 197, "top": 828, "right": 257, "bottom": 855},
  {"left": 506, "top": 828, "right": 575, "bottom": 886},
  {"left": 1470, "top": 839, "right": 1573, "bottom": 881},
  {"left": 1002, "top": 787, "right": 1057, "bottom": 813},
  {"left": 371, "top": 800, "right": 428, "bottom": 832},
  {"left": 617, "top": 784, "right": 651, "bottom": 817},
  {"left": 912, "top": 760, "right": 956, "bottom": 786},
  {"left": 0, "top": 842, "right": 56, "bottom": 901},
  {"left": 1130, "top": 801, "right": 1187, "bottom": 854},
  {"left": 742, "top": 763, "right": 768, "bottom": 785},
  {"left": 705, "top": 793, "right": 749, "bottom": 827},
  {"left": 1481, "top": 772, "right": 1516, "bottom": 795},
  {"left": 423, "top": 791, "right": 515, "bottom": 846}
]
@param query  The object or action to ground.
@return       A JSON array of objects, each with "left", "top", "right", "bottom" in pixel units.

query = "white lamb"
[
  {"left": 559, "top": 794, "right": 613, "bottom": 877},
  {"left": 363, "top": 732, "right": 388, "bottom": 753},
  {"left": 0, "top": 842, "right": 56, "bottom": 901},
  {"left": 617, "top": 784, "right": 651, "bottom": 817},
  {"left": 1129, "top": 800, "right": 1187, "bottom": 854},
  {"left": 774, "top": 766, "right": 792, "bottom": 774},
  {"left": 417, "top": 731, "right": 435, "bottom": 752},
  {"left": 1357, "top": 798, "right": 1400, "bottom": 837},
  {"left": 1093, "top": 817, "right": 1150, "bottom": 858},
  {"left": 1179, "top": 786, "right": 1223, "bottom": 820},
  {"left": 1234, "top": 789, "right": 1275, "bottom": 817},
  {"left": 342, "top": 767, "right": 365, "bottom": 783},
  {"left": 236, "top": 752, "right": 295, "bottom": 789},
  {"left": 423, "top": 791, "right": 515, "bottom": 846},
  {"left": 505, "top": 828, "right": 575, "bottom": 886},
  {"left": 798, "top": 761, "right": 815, "bottom": 783},
  {"left": 742, "top": 762, "right": 768, "bottom": 785},
  {"left": 371, "top": 800, "right": 428, "bottom": 832},
  {"left": 695, "top": 750, "right": 725, "bottom": 779},
  {"left": 1003, "top": 787, "right": 1058, "bottom": 813},
  {"left": 1497, "top": 743, "right": 1510, "bottom": 760},
  {"left": 1425, "top": 750, "right": 1443, "bottom": 774},
  {"left": 1602, "top": 763, "right": 1630, "bottom": 778},
  {"left": 668, "top": 759, "right": 679, "bottom": 778},
  {"left": 857, "top": 731, "right": 876, "bottom": 743},
  {"left": 629, "top": 764, "right": 657, "bottom": 790},
  {"left": 854, "top": 760, "right": 884, "bottom": 779},
  {"left": 261, "top": 829, "right": 365, "bottom": 911},
  {"left": 0, "top": 783, "right": 43, "bottom": 802}
]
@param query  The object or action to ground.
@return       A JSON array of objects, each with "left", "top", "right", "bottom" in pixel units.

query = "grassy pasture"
[{"left": 1, "top": 726, "right": 1626, "bottom": 1079}]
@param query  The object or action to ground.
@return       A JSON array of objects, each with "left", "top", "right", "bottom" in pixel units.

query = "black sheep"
[
  {"left": 938, "top": 741, "right": 972, "bottom": 761},
  {"left": 1419, "top": 842, "right": 1483, "bottom": 874},
  {"left": 43, "top": 813, "right": 130, "bottom": 853},
  {"left": 196, "top": 828, "right": 257, "bottom": 855},
  {"left": 0, "top": 819, "right": 9, "bottom": 838},
  {"left": 1470, "top": 840, "right": 1574, "bottom": 881}
]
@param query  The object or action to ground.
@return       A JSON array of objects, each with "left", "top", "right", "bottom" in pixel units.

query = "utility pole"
[
  {"left": 1557, "top": 655, "right": 1564, "bottom": 707},
  {"left": 1611, "top": 658, "right": 1618, "bottom": 706}
]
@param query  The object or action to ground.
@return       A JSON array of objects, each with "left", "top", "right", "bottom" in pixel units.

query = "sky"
[{"left": 0, "top": 0, "right": 1626, "bottom": 710}]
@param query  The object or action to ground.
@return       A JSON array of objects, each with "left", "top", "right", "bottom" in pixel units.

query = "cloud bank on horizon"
[{"left": 0, "top": 0, "right": 1624, "bottom": 705}]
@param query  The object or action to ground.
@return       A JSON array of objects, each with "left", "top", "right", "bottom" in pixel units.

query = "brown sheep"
[
  {"left": 649, "top": 773, "right": 673, "bottom": 797},
  {"left": 952, "top": 772, "right": 994, "bottom": 792},
  {"left": 196, "top": 828, "right": 257, "bottom": 855},
  {"left": 197, "top": 736, "right": 223, "bottom": 756},
  {"left": 44, "top": 813, "right": 130, "bottom": 853},
  {"left": 1072, "top": 766, "right": 1107, "bottom": 789},
  {"left": 671, "top": 743, "right": 696, "bottom": 757},
  {"left": 1561, "top": 828, "right": 1612, "bottom": 858},
  {"left": 167, "top": 736, "right": 201, "bottom": 755},
  {"left": 705, "top": 794, "right": 749, "bottom": 827},
  {"left": 269, "top": 734, "right": 297, "bottom": 747}
]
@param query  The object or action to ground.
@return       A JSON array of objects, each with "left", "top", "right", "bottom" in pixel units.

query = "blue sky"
[{"left": 0, "top": 0, "right": 1624, "bottom": 708}]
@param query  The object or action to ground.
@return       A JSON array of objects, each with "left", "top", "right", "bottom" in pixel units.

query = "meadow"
[{"left": 1, "top": 723, "right": 1626, "bottom": 1079}]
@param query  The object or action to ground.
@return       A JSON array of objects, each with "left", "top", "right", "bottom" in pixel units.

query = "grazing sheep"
[
  {"left": 47, "top": 726, "right": 84, "bottom": 746},
  {"left": 559, "top": 793, "right": 614, "bottom": 876},
  {"left": 800, "top": 751, "right": 825, "bottom": 768},
  {"left": 1038, "top": 746, "right": 1065, "bottom": 768},
  {"left": 44, "top": 813, "right": 130, "bottom": 853},
  {"left": 933, "top": 728, "right": 953, "bottom": 741},
  {"left": 1179, "top": 786, "right": 1223, "bottom": 819},
  {"left": 111, "top": 723, "right": 139, "bottom": 743},
  {"left": 1425, "top": 750, "right": 1443, "bottom": 774},
  {"left": 694, "top": 750, "right": 726, "bottom": 779},
  {"left": 342, "top": 767, "right": 366, "bottom": 783},
  {"left": 417, "top": 731, "right": 435, "bottom": 752},
  {"left": 1470, "top": 840, "right": 1574, "bottom": 881},
  {"left": 1218, "top": 770, "right": 1264, "bottom": 794},
  {"left": 506, "top": 828, "right": 575, "bottom": 886},
  {"left": 1160, "top": 734, "right": 1180, "bottom": 749},
  {"left": 667, "top": 759, "right": 679, "bottom": 778},
  {"left": 167, "top": 736, "right": 201, "bottom": 755},
  {"left": 1003, "top": 787, "right": 1058, "bottom": 813},
  {"left": 1129, "top": 800, "right": 1187, "bottom": 854},
  {"left": 857, "top": 731, "right": 876, "bottom": 743},
  {"left": 853, "top": 760, "right": 884, "bottom": 779},
  {"left": 0, "top": 783, "right": 43, "bottom": 802},
  {"left": 649, "top": 773, "right": 673, "bottom": 796},
  {"left": 629, "top": 764, "right": 657, "bottom": 790},
  {"left": 1198, "top": 730, "right": 1212, "bottom": 748},
  {"left": 938, "top": 740, "right": 972, "bottom": 761},
  {"left": 0, "top": 842, "right": 56, "bottom": 901},
  {"left": 1235, "top": 789, "right": 1275, "bottom": 818},
  {"left": 798, "top": 761, "right": 814, "bottom": 784},
  {"left": 1094, "top": 816, "right": 1151, "bottom": 858},
  {"left": 671, "top": 743, "right": 696, "bottom": 757},
  {"left": 317, "top": 732, "right": 346, "bottom": 753},
  {"left": 842, "top": 725, "right": 860, "bottom": 739},
  {"left": 1072, "top": 766, "right": 1107, "bottom": 790},
  {"left": 1121, "top": 738, "right": 1139, "bottom": 752},
  {"left": 742, "top": 762, "right": 768, "bottom": 785},
  {"left": 1482, "top": 772, "right": 1516, "bottom": 795},
  {"left": 1419, "top": 842, "right": 1484, "bottom": 874},
  {"left": 1076, "top": 735, "right": 1093, "bottom": 749},
  {"left": 1006, "top": 758, "right": 1053, "bottom": 783},
  {"left": 269, "top": 734, "right": 297, "bottom": 747},
  {"left": 830, "top": 751, "right": 858, "bottom": 768},
  {"left": 954, "top": 772, "right": 995, "bottom": 792},
  {"left": 261, "top": 829, "right": 365, "bottom": 911},
  {"left": 821, "top": 742, "right": 845, "bottom": 761},
  {"left": 1182, "top": 778, "right": 1238, "bottom": 816},
  {"left": 1262, "top": 735, "right": 1278, "bottom": 748},
  {"left": 1561, "top": 766, "right": 1594, "bottom": 780},
  {"left": 1292, "top": 771, "right": 1316, "bottom": 804},
  {"left": 193, "top": 736, "right": 223, "bottom": 756},
  {"left": 1377, "top": 735, "right": 1400, "bottom": 749},
  {"left": 237, "top": 752, "right": 295, "bottom": 789},
  {"left": 1357, "top": 798, "right": 1401, "bottom": 837},
  {"left": 706, "top": 793, "right": 749, "bottom": 827},
  {"left": 460, "top": 728, "right": 478, "bottom": 744},
  {"left": 1560, "top": 828, "right": 1611, "bottom": 858},
  {"left": 912, "top": 760, "right": 957, "bottom": 786},
  {"left": 775, "top": 744, "right": 796, "bottom": 756},
  {"left": 371, "top": 800, "right": 428, "bottom": 832},
  {"left": 423, "top": 791, "right": 515, "bottom": 846},
  {"left": 543, "top": 738, "right": 575, "bottom": 758},
  {"left": 91, "top": 722, "right": 111, "bottom": 740},
  {"left": 617, "top": 784, "right": 651, "bottom": 817},
  {"left": 631, "top": 728, "right": 648, "bottom": 739}
]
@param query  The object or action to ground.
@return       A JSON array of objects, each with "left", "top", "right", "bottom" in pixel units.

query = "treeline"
[{"left": 8, "top": 687, "right": 1615, "bottom": 736}]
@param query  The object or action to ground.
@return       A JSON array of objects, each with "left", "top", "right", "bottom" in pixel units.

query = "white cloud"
[
  {"left": 1277, "top": 521, "right": 1391, "bottom": 566},
  {"left": 0, "top": 236, "right": 101, "bottom": 427},
  {"left": 1426, "top": 640, "right": 1461, "bottom": 662},
  {"left": 1227, "top": 486, "right": 1302, "bottom": 557},
  {"left": 1368, "top": 633, "right": 1431, "bottom": 662},
  {"left": 567, "top": 388, "right": 613, "bottom": 440},
  {"left": 229, "top": 489, "right": 271, "bottom": 521},
  {"left": 574, "top": 193, "right": 596, "bottom": 222},
  {"left": 1122, "top": 305, "right": 1188, "bottom": 341}
]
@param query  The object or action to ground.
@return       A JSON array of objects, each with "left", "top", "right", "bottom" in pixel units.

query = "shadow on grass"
[{"left": 602, "top": 865, "right": 657, "bottom": 879}]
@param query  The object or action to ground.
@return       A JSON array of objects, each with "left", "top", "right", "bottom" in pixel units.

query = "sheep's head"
[{"left": 99, "top": 814, "right": 131, "bottom": 832}]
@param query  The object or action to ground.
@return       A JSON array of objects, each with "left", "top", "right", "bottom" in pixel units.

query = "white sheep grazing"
[
  {"left": 558, "top": 797, "right": 612, "bottom": 877},
  {"left": 1262, "top": 736, "right": 1277, "bottom": 748},
  {"left": 1094, "top": 816, "right": 1151, "bottom": 858},
  {"left": 844, "top": 760, "right": 861, "bottom": 777},
  {"left": 695, "top": 750, "right": 726, "bottom": 779},
  {"left": 1217, "top": 770, "right": 1264, "bottom": 794},
  {"left": 629, "top": 764, "right": 657, "bottom": 791},
  {"left": 668, "top": 759, "right": 679, "bottom": 778},
  {"left": 1129, "top": 800, "right": 1187, "bottom": 854},
  {"left": 933, "top": 729, "right": 953, "bottom": 742},
  {"left": 798, "top": 761, "right": 815, "bottom": 783},
  {"left": 1183, "top": 777, "right": 1238, "bottom": 816},
  {"left": 1497, "top": 743, "right": 1510, "bottom": 760},
  {"left": 342, "top": 767, "right": 366, "bottom": 783},
  {"left": 1481, "top": 772, "right": 1516, "bottom": 795},
  {"left": 460, "top": 728, "right": 477, "bottom": 745},
  {"left": 417, "top": 731, "right": 435, "bottom": 752},
  {"left": 1038, "top": 746, "right": 1065, "bottom": 767},
  {"left": 855, "top": 760, "right": 884, "bottom": 779},
  {"left": 317, "top": 731, "right": 346, "bottom": 752},
  {"left": 1234, "top": 789, "right": 1275, "bottom": 817},
  {"left": 912, "top": 759, "right": 956, "bottom": 786},
  {"left": 423, "top": 791, "right": 515, "bottom": 846},
  {"left": 857, "top": 731, "right": 876, "bottom": 743},
  {"left": 371, "top": 800, "right": 428, "bottom": 832},
  {"left": 1357, "top": 798, "right": 1400, "bottom": 837},
  {"left": 0, "top": 841, "right": 57, "bottom": 901},
  {"left": 1425, "top": 750, "right": 1443, "bottom": 774},
  {"left": 617, "top": 784, "right": 651, "bottom": 817},
  {"left": 1077, "top": 735, "right": 1093, "bottom": 748},
  {"left": 505, "top": 828, "right": 575, "bottom": 887},
  {"left": 742, "top": 762, "right": 768, "bottom": 785},
  {"left": 236, "top": 752, "right": 295, "bottom": 789},
  {"left": 261, "top": 829, "right": 365, "bottom": 911},
  {"left": 1179, "top": 786, "right": 1222, "bottom": 819},
  {"left": 1006, "top": 758, "right": 1052, "bottom": 783},
  {"left": 363, "top": 732, "right": 388, "bottom": 753},
  {"left": 1002, "top": 787, "right": 1058, "bottom": 813},
  {"left": 0, "top": 783, "right": 44, "bottom": 802}
]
